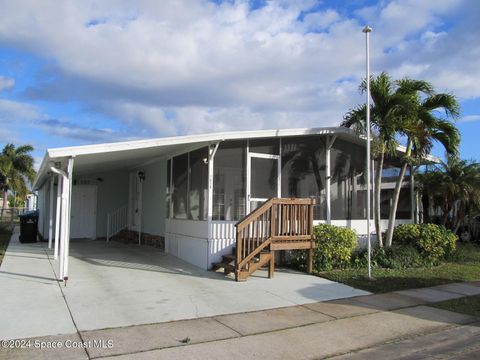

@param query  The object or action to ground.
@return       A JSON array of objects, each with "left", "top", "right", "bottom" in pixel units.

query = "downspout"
[{"left": 206, "top": 142, "right": 221, "bottom": 270}]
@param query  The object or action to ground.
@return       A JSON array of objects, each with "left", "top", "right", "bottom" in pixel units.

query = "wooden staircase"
[{"left": 212, "top": 198, "right": 316, "bottom": 281}]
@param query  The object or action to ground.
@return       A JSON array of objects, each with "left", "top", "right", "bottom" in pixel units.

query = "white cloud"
[
  {"left": 0, "top": 0, "right": 476, "bottom": 141},
  {"left": 460, "top": 115, "right": 480, "bottom": 123},
  {"left": 0, "top": 76, "right": 15, "bottom": 91}
]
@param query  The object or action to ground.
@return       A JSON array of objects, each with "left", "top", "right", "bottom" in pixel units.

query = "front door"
[
  {"left": 128, "top": 171, "right": 143, "bottom": 231},
  {"left": 70, "top": 185, "right": 97, "bottom": 239},
  {"left": 247, "top": 153, "right": 281, "bottom": 213}
]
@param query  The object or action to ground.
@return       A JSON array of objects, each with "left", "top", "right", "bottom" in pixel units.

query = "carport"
[{"left": 0, "top": 229, "right": 368, "bottom": 340}]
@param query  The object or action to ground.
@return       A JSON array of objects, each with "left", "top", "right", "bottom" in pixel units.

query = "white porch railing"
[{"left": 106, "top": 205, "right": 128, "bottom": 242}]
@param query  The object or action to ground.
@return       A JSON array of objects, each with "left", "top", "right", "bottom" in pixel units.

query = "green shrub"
[
  {"left": 352, "top": 245, "right": 424, "bottom": 269},
  {"left": 417, "top": 224, "right": 457, "bottom": 263},
  {"left": 289, "top": 224, "right": 358, "bottom": 272},
  {"left": 392, "top": 224, "right": 421, "bottom": 245},
  {"left": 392, "top": 223, "right": 457, "bottom": 264}
]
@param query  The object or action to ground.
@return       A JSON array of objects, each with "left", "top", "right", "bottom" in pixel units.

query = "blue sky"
[{"left": 0, "top": 0, "right": 479, "bottom": 167}]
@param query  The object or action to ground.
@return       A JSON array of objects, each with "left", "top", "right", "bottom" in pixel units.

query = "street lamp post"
[{"left": 363, "top": 25, "right": 372, "bottom": 279}]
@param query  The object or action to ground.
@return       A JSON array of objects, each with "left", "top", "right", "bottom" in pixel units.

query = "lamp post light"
[{"left": 363, "top": 25, "right": 372, "bottom": 279}]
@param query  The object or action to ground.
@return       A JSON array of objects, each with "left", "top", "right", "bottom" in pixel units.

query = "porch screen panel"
[
  {"left": 166, "top": 159, "right": 171, "bottom": 218},
  {"left": 380, "top": 158, "right": 411, "bottom": 220},
  {"left": 189, "top": 147, "right": 208, "bottom": 220},
  {"left": 213, "top": 141, "right": 246, "bottom": 221},
  {"left": 249, "top": 138, "right": 279, "bottom": 155},
  {"left": 172, "top": 153, "right": 188, "bottom": 219},
  {"left": 330, "top": 139, "right": 367, "bottom": 220},
  {"left": 281, "top": 136, "right": 326, "bottom": 220}
]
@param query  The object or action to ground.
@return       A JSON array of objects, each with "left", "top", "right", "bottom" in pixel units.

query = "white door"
[
  {"left": 128, "top": 172, "right": 143, "bottom": 231},
  {"left": 70, "top": 185, "right": 97, "bottom": 239},
  {"left": 247, "top": 153, "right": 281, "bottom": 213}
]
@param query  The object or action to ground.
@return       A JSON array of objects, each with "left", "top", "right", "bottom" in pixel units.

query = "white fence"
[{"left": 106, "top": 205, "right": 128, "bottom": 242}]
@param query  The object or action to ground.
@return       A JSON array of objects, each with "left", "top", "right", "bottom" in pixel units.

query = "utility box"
[{"left": 19, "top": 211, "right": 39, "bottom": 243}]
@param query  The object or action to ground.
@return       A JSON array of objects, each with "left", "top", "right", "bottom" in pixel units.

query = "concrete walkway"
[
  {"left": 0, "top": 228, "right": 367, "bottom": 340},
  {"left": 1, "top": 281, "right": 479, "bottom": 359}
]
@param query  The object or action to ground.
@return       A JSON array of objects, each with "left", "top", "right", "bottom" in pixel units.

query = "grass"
[
  {"left": 319, "top": 243, "right": 480, "bottom": 293},
  {"left": 433, "top": 295, "right": 480, "bottom": 317},
  {"left": 0, "top": 222, "right": 13, "bottom": 265}
]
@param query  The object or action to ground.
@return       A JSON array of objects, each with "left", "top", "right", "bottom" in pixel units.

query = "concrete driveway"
[{"left": 0, "top": 228, "right": 368, "bottom": 340}]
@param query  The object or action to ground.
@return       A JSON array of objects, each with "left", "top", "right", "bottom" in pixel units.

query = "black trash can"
[{"left": 19, "top": 210, "right": 39, "bottom": 243}]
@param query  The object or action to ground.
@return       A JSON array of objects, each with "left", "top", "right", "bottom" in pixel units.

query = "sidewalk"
[{"left": 2, "top": 281, "right": 479, "bottom": 360}]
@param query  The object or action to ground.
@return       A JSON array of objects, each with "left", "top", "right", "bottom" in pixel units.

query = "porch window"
[
  {"left": 281, "top": 136, "right": 326, "bottom": 220},
  {"left": 213, "top": 141, "right": 246, "bottom": 221},
  {"left": 188, "top": 147, "right": 208, "bottom": 220},
  {"left": 330, "top": 139, "right": 367, "bottom": 220},
  {"left": 172, "top": 153, "right": 188, "bottom": 219}
]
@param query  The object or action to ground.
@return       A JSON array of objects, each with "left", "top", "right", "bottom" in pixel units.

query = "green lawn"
[
  {"left": 433, "top": 295, "right": 480, "bottom": 317},
  {"left": 0, "top": 223, "right": 13, "bottom": 265},
  {"left": 319, "top": 243, "right": 480, "bottom": 293}
]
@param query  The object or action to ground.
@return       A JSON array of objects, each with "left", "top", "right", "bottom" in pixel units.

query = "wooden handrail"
[{"left": 235, "top": 197, "right": 316, "bottom": 281}]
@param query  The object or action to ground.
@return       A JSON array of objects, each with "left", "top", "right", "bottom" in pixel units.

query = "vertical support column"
[
  {"left": 207, "top": 142, "right": 220, "bottom": 269},
  {"left": 48, "top": 176, "right": 54, "bottom": 249},
  {"left": 325, "top": 135, "right": 337, "bottom": 224},
  {"left": 59, "top": 174, "right": 68, "bottom": 281},
  {"left": 62, "top": 157, "right": 74, "bottom": 283},
  {"left": 54, "top": 174, "right": 62, "bottom": 260}
]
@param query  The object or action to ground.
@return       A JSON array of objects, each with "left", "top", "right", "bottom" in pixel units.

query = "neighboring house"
[{"left": 33, "top": 127, "right": 424, "bottom": 280}]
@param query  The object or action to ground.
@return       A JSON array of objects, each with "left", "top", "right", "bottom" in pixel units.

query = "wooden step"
[
  {"left": 222, "top": 254, "right": 235, "bottom": 263},
  {"left": 236, "top": 252, "right": 273, "bottom": 281},
  {"left": 212, "top": 262, "right": 235, "bottom": 275}
]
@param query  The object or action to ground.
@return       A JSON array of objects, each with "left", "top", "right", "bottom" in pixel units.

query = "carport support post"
[
  {"left": 62, "top": 157, "right": 74, "bottom": 283},
  {"left": 206, "top": 142, "right": 220, "bottom": 268},
  {"left": 59, "top": 174, "right": 68, "bottom": 281},
  {"left": 325, "top": 135, "right": 336, "bottom": 224},
  {"left": 54, "top": 174, "right": 62, "bottom": 259},
  {"left": 48, "top": 176, "right": 54, "bottom": 249}
]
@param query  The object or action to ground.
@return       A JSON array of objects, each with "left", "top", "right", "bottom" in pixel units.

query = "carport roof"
[{"left": 33, "top": 126, "right": 439, "bottom": 189}]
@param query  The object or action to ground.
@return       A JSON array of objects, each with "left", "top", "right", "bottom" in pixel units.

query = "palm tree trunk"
[
  {"left": 385, "top": 141, "right": 412, "bottom": 246},
  {"left": 374, "top": 152, "right": 384, "bottom": 247}
]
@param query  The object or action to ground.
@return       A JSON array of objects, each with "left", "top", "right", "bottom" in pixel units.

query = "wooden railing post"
[
  {"left": 307, "top": 201, "right": 314, "bottom": 274},
  {"left": 235, "top": 227, "right": 242, "bottom": 281},
  {"left": 269, "top": 204, "right": 276, "bottom": 278}
]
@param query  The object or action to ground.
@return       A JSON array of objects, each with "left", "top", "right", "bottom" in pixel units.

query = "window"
[
  {"left": 213, "top": 141, "right": 246, "bottom": 221},
  {"left": 281, "top": 136, "right": 326, "bottom": 220},
  {"left": 172, "top": 153, "right": 188, "bottom": 219},
  {"left": 188, "top": 147, "right": 208, "bottom": 220},
  {"left": 166, "top": 159, "right": 171, "bottom": 218}
]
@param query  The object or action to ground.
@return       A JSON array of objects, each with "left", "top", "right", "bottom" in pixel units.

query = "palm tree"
[
  {"left": 0, "top": 144, "right": 36, "bottom": 213},
  {"left": 418, "top": 157, "right": 480, "bottom": 232},
  {"left": 342, "top": 72, "right": 413, "bottom": 247},
  {"left": 384, "top": 84, "right": 460, "bottom": 246}
]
